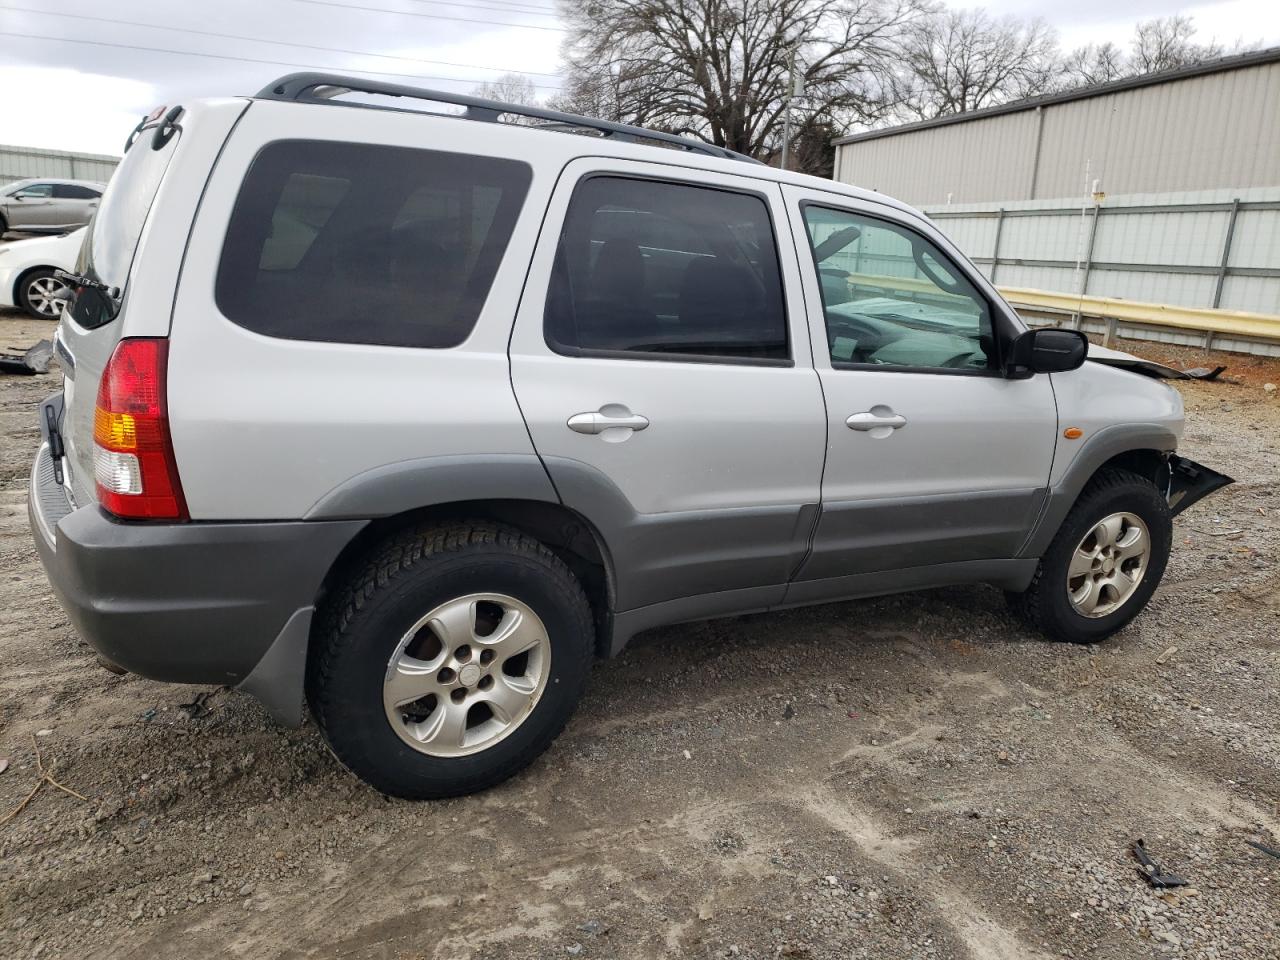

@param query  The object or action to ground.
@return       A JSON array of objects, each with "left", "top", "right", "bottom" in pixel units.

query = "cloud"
[{"left": 0, "top": 65, "right": 155, "bottom": 155}]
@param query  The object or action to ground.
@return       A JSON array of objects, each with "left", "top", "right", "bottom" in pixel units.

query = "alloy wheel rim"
[
  {"left": 1066, "top": 511, "right": 1150, "bottom": 619},
  {"left": 383, "top": 593, "right": 550, "bottom": 758},
  {"left": 26, "top": 275, "right": 67, "bottom": 317}
]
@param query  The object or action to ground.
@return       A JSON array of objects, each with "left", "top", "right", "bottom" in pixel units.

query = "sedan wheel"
[{"left": 19, "top": 270, "right": 68, "bottom": 319}]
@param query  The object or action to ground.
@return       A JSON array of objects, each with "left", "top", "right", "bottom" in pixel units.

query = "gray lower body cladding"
[{"left": 29, "top": 450, "right": 363, "bottom": 711}]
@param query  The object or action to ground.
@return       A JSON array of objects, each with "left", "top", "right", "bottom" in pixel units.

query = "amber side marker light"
[{"left": 1064, "top": 427, "right": 1084, "bottom": 439}]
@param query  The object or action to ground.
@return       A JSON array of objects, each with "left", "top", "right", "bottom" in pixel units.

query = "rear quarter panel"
[{"left": 166, "top": 101, "right": 561, "bottom": 520}]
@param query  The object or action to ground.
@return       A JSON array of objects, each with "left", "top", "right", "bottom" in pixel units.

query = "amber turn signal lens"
[{"left": 1063, "top": 427, "right": 1084, "bottom": 439}]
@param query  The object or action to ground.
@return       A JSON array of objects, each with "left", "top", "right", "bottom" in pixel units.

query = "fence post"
[
  {"left": 989, "top": 208, "right": 1005, "bottom": 284},
  {"left": 1212, "top": 198, "right": 1241, "bottom": 309}
]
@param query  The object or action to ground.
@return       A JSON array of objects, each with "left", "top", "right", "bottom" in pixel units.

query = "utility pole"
[{"left": 780, "top": 46, "right": 799, "bottom": 171}]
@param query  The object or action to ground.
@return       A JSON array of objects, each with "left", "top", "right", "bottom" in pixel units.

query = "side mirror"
[{"left": 1005, "top": 328, "right": 1088, "bottom": 378}]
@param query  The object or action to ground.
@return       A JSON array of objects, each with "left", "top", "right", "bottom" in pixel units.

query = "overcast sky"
[{"left": 1, "top": 0, "right": 1277, "bottom": 157}]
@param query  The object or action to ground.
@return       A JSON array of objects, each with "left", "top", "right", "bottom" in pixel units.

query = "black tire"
[
  {"left": 1007, "top": 468, "right": 1171, "bottom": 644},
  {"left": 0, "top": 214, "right": 8, "bottom": 239},
  {"left": 306, "top": 521, "right": 594, "bottom": 799},
  {"left": 16, "top": 267, "right": 59, "bottom": 319}
]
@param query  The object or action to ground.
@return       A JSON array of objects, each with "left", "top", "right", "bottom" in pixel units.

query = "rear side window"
[
  {"left": 545, "top": 176, "right": 788, "bottom": 363},
  {"left": 216, "top": 140, "right": 531, "bottom": 348},
  {"left": 54, "top": 184, "right": 100, "bottom": 199}
]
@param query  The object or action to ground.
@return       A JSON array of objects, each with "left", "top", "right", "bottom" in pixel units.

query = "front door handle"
[
  {"left": 846, "top": 407, "right": 907, "bottom": 433},
  {"left": 567, "top": 406, "right": 650, "bottom": 436}
]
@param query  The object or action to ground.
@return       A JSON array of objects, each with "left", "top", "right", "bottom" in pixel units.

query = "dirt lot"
[{"left": 0, "top": 306, "right": 1277, "bottom": 960}]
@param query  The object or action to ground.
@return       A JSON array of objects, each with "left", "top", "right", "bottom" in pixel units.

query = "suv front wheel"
[
  {"left": 1008, "top": 468, "right": 1172, "bottom": 644},
  {"left": 307, "top": 521, "right": 594, "bottom": 799}
]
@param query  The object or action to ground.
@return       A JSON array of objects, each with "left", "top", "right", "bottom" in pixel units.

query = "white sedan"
[{"left": 0, "top": 229, "right": 84, "bottom": 319}]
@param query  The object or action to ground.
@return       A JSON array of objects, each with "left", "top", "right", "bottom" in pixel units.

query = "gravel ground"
[{"left": 1, "top": 306, "right": 1277, "bottom": 960}]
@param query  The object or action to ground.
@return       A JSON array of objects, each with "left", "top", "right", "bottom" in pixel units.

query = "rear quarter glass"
[{"left": 214, "top": 139, "right": 532, "bottom": 349}]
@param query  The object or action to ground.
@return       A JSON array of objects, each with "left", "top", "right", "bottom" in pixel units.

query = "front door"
[
  {"left": 510, "top": 162, "right": 826, "bottom": 613},
  {"left": 781, "top": 187, "right": 1059, "bottom": 592},
  {"left": 7, "top": 182, "right": 58, "bottom": 229}
]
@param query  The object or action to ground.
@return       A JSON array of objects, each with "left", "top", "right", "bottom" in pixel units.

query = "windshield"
[{"left": 67, "top": 129, "right": 179, "bottom": 329}]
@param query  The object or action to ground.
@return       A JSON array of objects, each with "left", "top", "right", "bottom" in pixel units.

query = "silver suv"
[
  {"left": 29, "top": 76, "right": 1231, "bottom": 799},
  {"left": 1, "top": 178, "right": 104, "bottom": 235}
]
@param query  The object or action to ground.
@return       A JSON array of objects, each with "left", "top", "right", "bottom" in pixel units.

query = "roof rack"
[{"left": 256, "top": 73, "right": 762, "bottom": 165}]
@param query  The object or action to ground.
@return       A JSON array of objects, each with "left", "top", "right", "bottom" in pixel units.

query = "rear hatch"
[{"left": 57, "top": 118, "right": 182, "bottom": 506}]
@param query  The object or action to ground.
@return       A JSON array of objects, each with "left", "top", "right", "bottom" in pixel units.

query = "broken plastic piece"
[
  {"left": 1133, "top": 839, "right": 1188, "bottom": 888},
  {"left": 1246, "top": 839, "right": 1280, "bottom": 861},
  {"left": 0, "top": 339, "right": 53, "bottom": 376}
]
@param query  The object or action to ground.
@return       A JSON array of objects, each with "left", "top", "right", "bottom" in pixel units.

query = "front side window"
[
  {"left": 216, "top": 140, "right": 531, "bottom": 349},
  {"left": 545, "top": 176, "right": 788, "bottom": 363},
  {"left": 14, "top": 183, "right": 53, "bottom": 198},
  {"left": 802, "top": 205, "right": 997, "bottom": 373}
]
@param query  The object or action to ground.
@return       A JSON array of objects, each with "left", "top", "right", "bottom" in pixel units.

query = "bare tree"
[
  {"left": 1061, "top": 41, "right": 1126, "bottom": 87},
  {"left": 893, "top": 8, "right": 1060, "bottom": 120},
  {"left": 472, "top": 72, "right": 540, "bottom": 106},
  {"left": 1130, "top": 14, "right": 1225, "bottom": 73},
  {"left": 554, "top": 0, "right": 926, "bottom": 172}
]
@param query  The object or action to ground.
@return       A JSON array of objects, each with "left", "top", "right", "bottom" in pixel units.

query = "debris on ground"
[
  {"left": 1180, "top": 366, "right": 1227, "bottom": 381},
  {"left": 1154, "top": 646, "right": 1179, "bottom": 665},
  {"left": 0, "top": 757, "right": 8, "bottom": 775},
  {"left": 1133, "top": 839, "right": 1189, "bottom": 888},
  {"left": 0, "top": 735, "right": 90, "bottom": 827},
  {"left": 0, "top": 339, "right": 53, "bottom": 375},
  {"left": 1245, "top": 839, "right": 1280, "bottom": 861},
  {"left": 178, "top": 687, "right": 226, "bottom": 720}
]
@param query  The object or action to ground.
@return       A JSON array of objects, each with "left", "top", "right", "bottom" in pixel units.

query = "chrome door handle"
[
  {"left": 846, "top": 409, "right": 907, "bottom": 431},
  {"left": 567, "top": 409, "right": 650, "bottom": 435}
]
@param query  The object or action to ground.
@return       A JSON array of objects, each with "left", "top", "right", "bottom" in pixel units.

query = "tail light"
[{"left": 93, "top": 338, "right": 188, "bottom": 520}]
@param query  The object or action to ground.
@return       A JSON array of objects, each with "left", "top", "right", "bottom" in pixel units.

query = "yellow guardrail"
[
  {"left": 996, "top": 287, "right": 1280, "bottom": 342},
  {"left": 839, "top": 272, "right": 1280, "bottom": 343}
]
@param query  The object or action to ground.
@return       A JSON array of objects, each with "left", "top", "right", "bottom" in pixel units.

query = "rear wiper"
[{"left": 54, "top": 270, "right": 119, "bottom": 299}]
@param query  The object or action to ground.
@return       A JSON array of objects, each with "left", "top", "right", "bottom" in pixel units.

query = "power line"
[
  {"left": 0, "top": 3, "right": 562, "bottom": 78},
  {"left": 400, "top": 0, "right": 560, "bottom": 17},
  {"left": 402, "top": 0, "right": 561, "bottom": 13},
  {"left": 0, "top": 32, "right": 564, "bottom": 89},
  {"left": 295, "top": 0, "right": 567, "bottom": 31}
]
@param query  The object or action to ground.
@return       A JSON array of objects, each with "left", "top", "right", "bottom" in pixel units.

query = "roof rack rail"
[{"left": 255, "top": 73, "right": 762, "bottom": 165}]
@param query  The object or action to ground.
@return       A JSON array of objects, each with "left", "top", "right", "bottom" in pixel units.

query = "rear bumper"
[{"left": 29, "top": 443, "right": 364, "bottom": 718}]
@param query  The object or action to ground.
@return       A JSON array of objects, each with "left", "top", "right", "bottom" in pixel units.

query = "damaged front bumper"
[{"left": 1166, "top": 455, "right": 1233, "bottom": 516}]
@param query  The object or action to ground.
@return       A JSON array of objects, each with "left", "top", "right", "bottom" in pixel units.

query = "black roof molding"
[
  {"left": 833, "top": 44, "right": 1280, "bottom": 147},
  {"left": 256, "top": 72, "right": 762, "bottom": 165}
]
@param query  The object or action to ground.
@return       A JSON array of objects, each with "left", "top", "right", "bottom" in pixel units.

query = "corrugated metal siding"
[
  {"left": 921, "top": 187, "right": 1280, "bottom": 316},
  {"left": 834, "top": 59, "right": 1280, "bottom": 207},
  {"left": 836, "top": 109, "right": 1040, "bottom": 206},
  {"left": 0, "top": 144, "right": 119, "bottom": 186}
]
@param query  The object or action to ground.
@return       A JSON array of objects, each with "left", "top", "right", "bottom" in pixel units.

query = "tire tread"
[{"left": 307, "top": 520, "right": 593, "bottom": 798}]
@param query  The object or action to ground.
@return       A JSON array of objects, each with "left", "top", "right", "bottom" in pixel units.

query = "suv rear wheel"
[
  {"left": 307, "top": 521, "right": 593, "bottom": 799},
  {"left": 1007, "top": 468, "right": 1172, "bottom": 644}
]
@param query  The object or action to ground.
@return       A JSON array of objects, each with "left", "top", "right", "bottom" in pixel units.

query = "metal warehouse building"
[
  {"left": 0, "top": 144, "right": 120, "bottom": 187},
  {"left": 832, "top": 47, "right": 1280, "bottom": 324}
]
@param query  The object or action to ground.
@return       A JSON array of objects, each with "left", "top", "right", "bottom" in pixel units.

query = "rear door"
[
  {"left": 56, "top": 102, "right": 247, "bottom": 507},
  {"left": 509, "top": 160, "right": 826, "bottom": 612},
  {"left": 780, "top": 186, "right": 1059, "bottom": 592},
  {"left": 52, "top": 183, "right": 100, "bottom": 228}
]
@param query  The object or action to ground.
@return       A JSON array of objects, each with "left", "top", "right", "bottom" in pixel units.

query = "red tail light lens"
[{"left": 93, "top": 338, "right": 188, "bottom": 520}]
